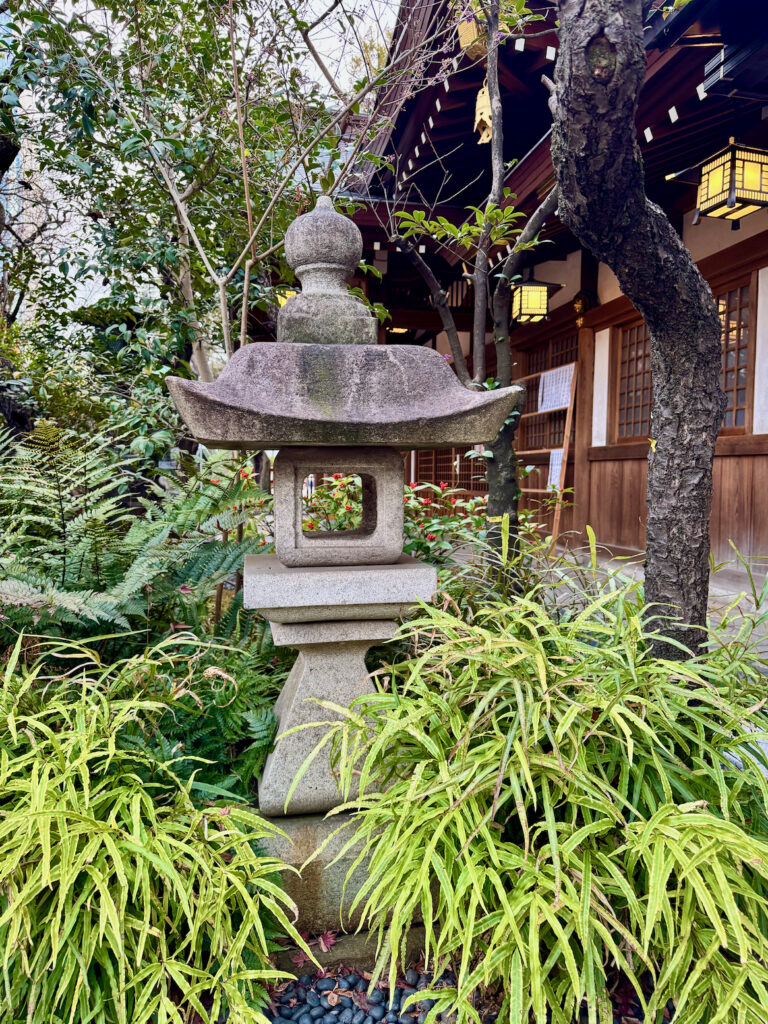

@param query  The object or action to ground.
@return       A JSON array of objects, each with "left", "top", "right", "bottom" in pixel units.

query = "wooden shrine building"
[{"left": 351, "top": 0, "right": 768, "bottom": 564}]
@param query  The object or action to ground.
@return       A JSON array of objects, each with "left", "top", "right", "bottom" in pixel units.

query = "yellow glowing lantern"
[
  {"left": 511, "top": 279, "right": 559, "bottom": 324},
  {"left": 670, "top": 138, "right": 768, "bottom": 229},
  {"left": 458, "top": 18, "right": 487, "bottom": 60}
]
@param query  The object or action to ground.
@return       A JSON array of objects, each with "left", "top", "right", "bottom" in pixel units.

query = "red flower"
[
  {"left": 439, "top": 481, "right": 448, "bottom": 490},
  {"left": 345, "top": 504, "right": 353, "bottom": 511},
  {"left": 450, "top": 497, "right": 457, "bottom": 505},
  {"left": 410, "top": 481, "right": 417, "bottom": 488},
  {"left": 332, "top": 473, "right": 343, "bottom": 480},
  {"left": 403, "top": 496, "right": 408, "bottom": 503},
  {"left": 306, "top": 522, "right": 315, "bottom": 530},
  {"left": 209, "top": 478, "right": 220, "bottom": 484},
  {"left": 179, "top": 584, "right": 192, "bottom": 594},
  {"left": 259, "top": 538, "right": 266, "bottom": 546},
  {"left": 240, "top": 468, "right": 250, "bottom": 478},
  {"left": 427, "top": 533, "right": 436, "bottom": 540},
  {"left": 422, "top": 498, "right": 433, "bottom": 505}
]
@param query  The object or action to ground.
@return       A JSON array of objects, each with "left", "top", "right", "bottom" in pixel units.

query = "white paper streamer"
[
  {"left": 537, "top": 364, "right": 574, "bottom": 413},
  {"left": 547, "top": 448, "right": 564, "bottom": 491}
]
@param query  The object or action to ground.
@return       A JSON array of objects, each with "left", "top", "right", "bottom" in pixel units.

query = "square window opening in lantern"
[{"left": 302, "top": 473, "right": 366, "bottom": 533}]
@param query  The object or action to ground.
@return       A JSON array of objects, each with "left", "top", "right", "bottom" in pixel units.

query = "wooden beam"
[{"left": 572, "top": 327, "right": 595, "bottom": 539}]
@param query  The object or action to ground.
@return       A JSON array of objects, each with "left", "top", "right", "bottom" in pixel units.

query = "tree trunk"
[
  {"left": 176, "top": 218, "right": 215, "bottom": 382},
  {"left": 486, "top": 413, "right": 522, "bottom": 557},
  {"left": 550, "top": 0, "right": 725, "bottom": 654}
]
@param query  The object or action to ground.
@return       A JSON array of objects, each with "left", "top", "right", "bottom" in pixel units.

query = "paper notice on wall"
[
  {"left": 538, "top": 364, "right": 575, "bottom": 413},
  {"left": 547, "top": 448, "right": 564, "bottom": 491}
]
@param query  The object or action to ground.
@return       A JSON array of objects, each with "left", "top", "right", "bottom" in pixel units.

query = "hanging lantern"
[
  {"left": 458, "top": 18, "right": 487, "bottom": 60},
  {"left": 510, "top": 279, "right": 561, "bottom": 324},
  {"left": 669, "top": 138, "right": 768, "bottom": 230},
  {"left": 474, "top": 80, "right": 492, "bottom": 145}
]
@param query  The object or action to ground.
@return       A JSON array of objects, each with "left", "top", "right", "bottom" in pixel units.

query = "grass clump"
[
  {"left": 313, "top": 571, "right": 768, "bottom": 1024},
  {"left": 0, "top": 635, "right": 310, "bottom": 1024}
]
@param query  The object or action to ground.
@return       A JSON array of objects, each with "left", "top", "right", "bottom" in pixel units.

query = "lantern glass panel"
[{"left": 512, "top": 283, "right": 549, "bottom": 323}]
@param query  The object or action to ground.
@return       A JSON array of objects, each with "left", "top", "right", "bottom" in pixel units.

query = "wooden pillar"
[{"left": 573, "top": 326, "right": 595, "bottom": 539}]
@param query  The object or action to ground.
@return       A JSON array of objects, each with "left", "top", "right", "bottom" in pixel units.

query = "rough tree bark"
[{"left": 549, "top": 0, "right": 725, "bottom": 653}]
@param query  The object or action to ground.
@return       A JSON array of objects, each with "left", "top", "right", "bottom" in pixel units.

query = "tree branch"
[{"left": 396, "top": 236, "right": 472, "bottom": 386}]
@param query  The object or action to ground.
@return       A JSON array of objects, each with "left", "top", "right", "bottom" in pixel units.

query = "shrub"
[
  {"left": 310, "top": 575, "right": 768, "bottom": 1024},
  {"left": 0, "top": 423, "right": 272, "bottom": 644},
  {"left": 303, "top": 473, "right": 487, "bottom": 565},
  {"left": 0, "top": 635, "right": 309, "bottom": 1024}
]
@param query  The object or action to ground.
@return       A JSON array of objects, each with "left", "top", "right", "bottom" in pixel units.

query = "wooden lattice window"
[
  {"left": 550, "top": 333, "right": 579, "bottom": 368},
  {"left": 616, "top": 321, "right": 651, "bottom": 441},
  {"left": 716, "top": 280, "right": 751, "bottom": 431},
  {"left": 525, "top": 332, "right": 578, "bottom": 376},
  {"left": 413, "top": 447, "right": 488, "bottom": 494},
  {"left": 613, "top": 280, "right": 754, "bottom": 442}
]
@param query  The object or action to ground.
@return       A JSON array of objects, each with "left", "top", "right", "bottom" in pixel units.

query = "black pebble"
[
  {"left": 416, "top": 978, "right": 428, "bottom": 992},
  {"left": 388, "top": 995, "right": 401, "bottom": 1013},
  {"left": 300, "top": 976, "right": 313, "bottom": 987},
  {"left": 340, "top": 997, "right": 354, "bottom": 1009},
  {"left": 363, "top": 1018, "right": 374, "bottom": 1024},
  {"left": 323, "top": 1015, "right": 337, "bottom": 1024},
  {"left": 279, "top": 1009, "right": 294, "bottom": 1020},
  {"left": 419, "top": 1001, "right": 434, "bottom": 1012},
  {"left": 307, "top": 993, "right": 320, "bottom": 1008},
  {"left": 292, "top": 1008, "right": 306, "bottom": 1021},
  {"left": 405, "top": 971, "right": 419, "bottom": 988},
  {"left": 352, "top": 1012, "right": 365, "bottom": 1024},
  {"left": 317, "top": 979, "right": 336, "bottom": 992},
  {"left": 417, "top": 1016, "right": 426, "bottom": 1024},
  {"left": 347, "top": 976, "right": 360, "bottom": 988},
  {"left": 368, "top": 1007, "right": 385, "bottom": 1022},
  {"left": 340, "top": 1011, "right": 354, "bottom": 1024},
  {"left": 399, "top": 1015, "right": 412, "bottom": 1024},
  {"left": 310, "top": 1010, "right": 324, "bottom": 1020},
  {"left": 320, "top": 998, "right": 333, "bottom": 1011},
  {"left": 356, "top": 981, "right": 367, "bottom": 993},
  {"left": 385, "top": 1014, "right": 397, "bottom": 1023},
  {"left": 299, "top": 1015, "right": 313, "bottom": 1024},
  {"left": 368, "top": 992, "right": 384, "bottom": 1006},
  {"left": 338, "top": 979, "right": 351, "bottom": 991}
]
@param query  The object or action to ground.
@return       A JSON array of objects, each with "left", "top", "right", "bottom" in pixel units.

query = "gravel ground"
[
  {"left": 267, "top": 967, "right": 453, "bottom": 1024},
  {"left": 264, "top": 966, "right": 675, "bottom": 1024}
]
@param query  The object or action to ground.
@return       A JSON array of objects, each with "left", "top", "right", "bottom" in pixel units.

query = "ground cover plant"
[
  {"left": 0, "top": 423, "right": 273, "bottom": 644},
  {"left": 0, "top": 634, "right": 312, "bottom": 1024},
  {"left": 301, "top": 549, "right": 768, "bottom": 1024}
]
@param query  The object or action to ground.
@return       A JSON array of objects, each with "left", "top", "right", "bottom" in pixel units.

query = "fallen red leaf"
[{"left": 290, "top": 949, "right": 313, "bottom": 969}]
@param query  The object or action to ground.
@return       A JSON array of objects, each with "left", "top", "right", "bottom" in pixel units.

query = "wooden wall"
[{"left": 581, "top": 445, "right": 768, "bottom": 562}]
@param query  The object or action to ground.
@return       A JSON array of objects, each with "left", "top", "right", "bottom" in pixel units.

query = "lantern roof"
[
  {"left": 666, "top": 137, "right": 768, "bottom": 185},
  {"left": 167, "top": 198, "right": 525, "bottom": 449}
]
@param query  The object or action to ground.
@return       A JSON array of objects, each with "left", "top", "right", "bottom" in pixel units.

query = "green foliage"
[
  {"left": 0, "top": 424, "right": 272, "bottom": 643},
  {"left": 0, "top": 634, "right": 311, "bottom": 1024},
  {"left": 394, "top": 200, "right": 529, "bottom": 252},
  {"left": 303, "top": 473, "right": 489, "bottom": 565},
  {"left": 124, "top": 621, "right": 294, "bottom": 802},
  {"left": 403, "top": 481, "right": 487, "bottom": 563},
  {"left": 303, "top": 564, "right": 768, "bottom": 1024}
]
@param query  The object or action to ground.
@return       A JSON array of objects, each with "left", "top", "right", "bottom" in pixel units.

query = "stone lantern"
[{"left": 168, "top": 197, "right": 525, "bottom": 821}]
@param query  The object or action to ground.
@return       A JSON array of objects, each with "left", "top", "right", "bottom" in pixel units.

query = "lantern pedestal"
[{"left": 245, "top": 557, "right": 436, "bottom": 816}]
